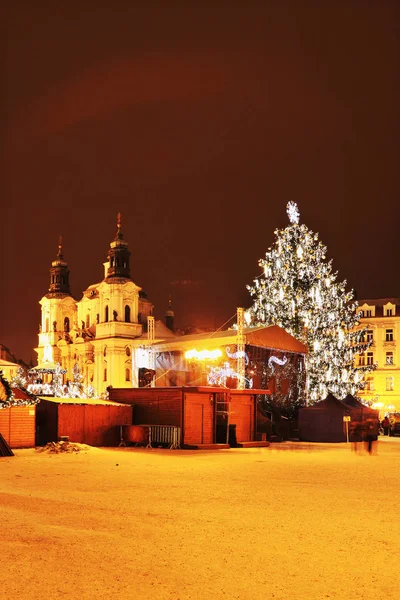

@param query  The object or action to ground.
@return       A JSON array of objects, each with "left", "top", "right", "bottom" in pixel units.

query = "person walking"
[
  {"left": 382, "top": 416, "right": 390, "bottom": 436},
  {"left": 364, "top": 418, "right": 379, "bottom": 455}
]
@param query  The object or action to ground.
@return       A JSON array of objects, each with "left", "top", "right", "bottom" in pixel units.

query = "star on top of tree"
[{"left": 286, "top": 201, "right": 300, "bottom": 224}]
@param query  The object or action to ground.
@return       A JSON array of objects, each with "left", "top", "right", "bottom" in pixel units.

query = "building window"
[
  {"left": 366, "top": 329, "right": 373, "bottom": 342},
  {"left": 367, "top": 352, "right": 374, "bottom": 366},
  {"left": 103, "top": 368, "right": 107, "bottom": 382},
  {"left": 366, "top": 310, "right": 372, "bottom": 318},
  {"left": 125, "top": 368, "right": 131, "bottom": 382},
  {"left": 359, "top": 354, "right": 365, "bottom": 366},
  {"left": 125, "top": 305, "right": 131, "bottom": 323},
  {"left": 105, "top": 305, "right": 109, "bottom": 322},
  {"left": 125, "top": 347, "right": 131, "bottom": 357},
  {"left": 103, "top": 346, "right": 107, "bottom": 357},
  {"left": 359, "top": 310, "right": 364, "bottom": 318},
  {"left": 386, "top": 308, "right": 393, "bottom": 317},
  {"left": 386, "top": 377, "right": 394, "bottom": 391},
  {"left": 386, "top": 352, "right": 394, "bottom": 365},
  {"left": 364, "top": 377, "right": 374, "bottom": 391},
  {"left": 386, "top": 329, "right": 394, "bottom": 341},
  {"left": 86, "top": 314, "right": 90, "bottom": 328}
]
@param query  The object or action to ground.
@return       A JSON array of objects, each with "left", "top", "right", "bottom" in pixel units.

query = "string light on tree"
[{"left": 247, "top": 201, "right": 375, "bottom": 403}]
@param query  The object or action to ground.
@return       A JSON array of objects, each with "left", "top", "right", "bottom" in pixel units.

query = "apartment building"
[{"left": 357, "top": 298, "right": 400, "bottom": 414}]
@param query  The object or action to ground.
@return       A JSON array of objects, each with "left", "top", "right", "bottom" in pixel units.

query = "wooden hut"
[
  {"left": 298, "top": 393, "right": 352, "bottom": 442},
  {"left": 109, "top": 386, "right": 270, "bottom": 448},
  {"left": 36, "top": 397, "right": 133, "bottom": 446},
  {"left": 0, "top": 377, "right": 38, "bottom": 449},
  {"left": 0, "top": 388, "right": 37, "bottom": 449}
]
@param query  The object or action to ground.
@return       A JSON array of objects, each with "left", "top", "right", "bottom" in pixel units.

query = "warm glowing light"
[
  {"left": 286, "top": 201, "right": 300, "bottom": 224},
  {"left": 43, "top": 343, "right": 53, "bottom": 363},
  {"left": 372, "top": 402, "right": 383, "bottom": 409},
  {"left": 185, "top": 349, "right": 222, "bottom": 361}
]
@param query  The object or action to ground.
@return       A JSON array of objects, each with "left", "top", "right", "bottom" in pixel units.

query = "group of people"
[{"left": 350, "top": 417, "right": 380, "bottom": 455}]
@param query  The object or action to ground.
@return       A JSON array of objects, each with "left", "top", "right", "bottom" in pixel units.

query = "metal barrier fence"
[{"left": 146, "top": 425, "right": 181, "bottom": 450}]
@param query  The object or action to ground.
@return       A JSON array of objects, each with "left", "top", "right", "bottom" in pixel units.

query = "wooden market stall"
[
  {"left": 0, "top": 388, "right": 37, "bottom": 449},
  {"left": 298, "top": 393, "right": 378, "bottom": 443},
  {"left": 109, "top": 386, "right": 271, "bottom": 448},
  {"left": 36, "top": 396, "right": 133, "bottom": 446}
]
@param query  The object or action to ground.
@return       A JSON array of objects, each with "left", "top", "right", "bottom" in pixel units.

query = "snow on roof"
[
  {"left": 0, "top": 358, "right": 20, "bottom": 368},
  {"left": 38, "top": 396, "right": 127, "bottom": 406}
]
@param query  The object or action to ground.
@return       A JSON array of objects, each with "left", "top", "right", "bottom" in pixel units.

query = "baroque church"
[{"left": 35, "top": 215, "right": 175, "bottom": 395}]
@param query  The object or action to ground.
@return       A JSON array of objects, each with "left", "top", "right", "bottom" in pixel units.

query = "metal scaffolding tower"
[{"left": 236, "top": 307, "right": 245, "bottom": 389}]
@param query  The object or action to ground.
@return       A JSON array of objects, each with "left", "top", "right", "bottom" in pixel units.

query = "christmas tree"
[{"left": 247, "top": 202, "right": 374, "bottom": 403}]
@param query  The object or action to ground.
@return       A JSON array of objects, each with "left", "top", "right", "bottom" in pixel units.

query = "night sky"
[{"left": 1, "top": 1, "right": 399, "bottom": 364}]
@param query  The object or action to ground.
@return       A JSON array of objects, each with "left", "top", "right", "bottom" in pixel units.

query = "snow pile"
[{"left": 36, "top": 441, "right": 92, "bottom": 453}]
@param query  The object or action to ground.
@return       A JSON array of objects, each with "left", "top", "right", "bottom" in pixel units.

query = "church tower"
[
  {"left": 105, "top": 212, "right": 131, "bottom": 280},
  {"left": 165, "top": 297, "right": 175, "bottom": 332},
  {"left": 35, "top": 237, "right": 76, "bottom": 368},
  {"left": 48, "top": 236, "right": 71, "bottom": 295},
  {"left": 85, "top": 213, "right": 143, "bottom": 393}
]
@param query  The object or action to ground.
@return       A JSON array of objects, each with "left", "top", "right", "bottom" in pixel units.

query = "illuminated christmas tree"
[
  {"left": 10, "top": 366, "right": 28, "bottom": 388},
  {"left": 247, "top": 202, "right": 374, "bottom": 403}
]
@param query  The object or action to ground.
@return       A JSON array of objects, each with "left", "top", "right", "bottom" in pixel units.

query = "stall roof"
[
  {"left": 152, "top": 324, "right": 307, "bottom": 354},
  {"left": 0, "top": 358, "right": 20, "bottom": 368},
  {"left": 38, "top": 396, "right": 127, "bottom": 406}
]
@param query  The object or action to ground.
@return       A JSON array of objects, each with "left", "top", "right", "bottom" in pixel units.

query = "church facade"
[{"left": 35, "top": 215, "right": 174, "bottom": 395}]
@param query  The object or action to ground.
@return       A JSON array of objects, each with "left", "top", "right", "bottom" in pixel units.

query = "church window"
[
  {"left": 125, "top": 305, "right": 131, "bottom": 323},
  {"left": 105, "top": 305, "right": 109, "bottom": 322},
  {"left": 125, "top": 368, "right": 131, "bottom": 382},
  {"left": 104, "top": 368, "right": 107, "bottom": 382},
  {"left": 56, "top": 275, "right": 60, "bottom": 283},
  {"left": 64, "top": 317, "right": 70, "bottom": 332},
  {"left": 86, "top": 314, "right": 90, "bottom": 328},
  {"left": 125, "top": 347, "right": 131, "bottom": 357},
  {"left": 51, "top": 275, "right": 55, "bottom": 284},
  {"left": 96, "top": 313, "right": 100, "bottom": 324},
  {"left": 103, "top": 346, "right": 107, "bottom": 357},
  {"left": 45, "top": 318, "right": 49, "bottom": 332},
  {"left": 110, "top": 257, "right": 114, "bottom": 267}
]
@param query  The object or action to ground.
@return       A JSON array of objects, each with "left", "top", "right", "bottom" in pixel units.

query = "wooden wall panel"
[
  {"left": 184, "top": 393, "right": 214, "bottom": 445},
  {"left": 59, "top": 405, "right": 85, "bottom": 443},
  {"left": 0, "top": 406, "right": 36, "bottom": 448},
  {"left": 231, "top": 394, "right": 254, "bottom": 442}
]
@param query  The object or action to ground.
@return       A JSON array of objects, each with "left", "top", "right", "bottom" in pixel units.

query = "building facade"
[
  {"left": 35, "top": 215, "right": 175, "bottom": 395},
  {"left": 357, "top": 298, "right": 400, "bottom": 414}
]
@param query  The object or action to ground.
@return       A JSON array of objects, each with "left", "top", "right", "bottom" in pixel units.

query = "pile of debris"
[{"left": 37, "top": 440, "right": 91, "bottom": 454}]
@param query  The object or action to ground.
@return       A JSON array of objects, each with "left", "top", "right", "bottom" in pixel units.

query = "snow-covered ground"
[{"left": 1, "top": 438, "right": 400, "bottom": 600}]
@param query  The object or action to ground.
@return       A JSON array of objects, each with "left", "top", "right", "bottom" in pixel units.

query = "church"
[{"left": 35, "top": 215, "right": 176, "bottom": 395}]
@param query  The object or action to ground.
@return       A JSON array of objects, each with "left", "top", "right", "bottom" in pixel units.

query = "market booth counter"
[{"left": 109, "top": 386, "right": 271, "bottom": 449}]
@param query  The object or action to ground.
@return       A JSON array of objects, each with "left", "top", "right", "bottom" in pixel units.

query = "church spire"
[
  {"left": 105, "top": 212, "right": 131, "bottom": 280},
  {"left": 48, "top": 235, "right": 71, "bottom": 295},
  {"left": 165, "top": 296, "right": 175, "bottom": 331}
]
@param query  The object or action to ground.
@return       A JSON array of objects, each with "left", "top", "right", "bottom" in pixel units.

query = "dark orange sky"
[{"left": 1, "top": 1, "right": 399, "bottom": 363}]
